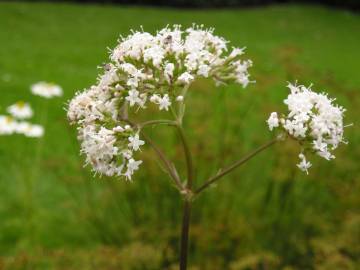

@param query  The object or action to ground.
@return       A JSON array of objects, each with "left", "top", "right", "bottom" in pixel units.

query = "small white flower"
[
  {"left": 120, "top": 63, "right": 138, "bottom": 76},
  {"left": 177, "top": 72, "right": 194, "bottom": 84},
  {"left": 317, "top": 149, "right": 335, "bottom": 160},
  {"left": 150, "top": 94, "right": 160, "bottom": 103},
  {"left": 122, "top": 150, "right": 133, "bottom": 159},
  {"left": 267, "top": 112, "right": 279, "bottom": 131},
  {"left": 197, "top": 64, "right": 211, "bottom": 77},
  {"left": 158, "top": 94, "right": 171, "bottom": 111},
  {"left": 124, "top": 158, "right": 143, "bottom": 180},
  {"left": 128, "top": 134, "right": 145, "bottom": 151},
  {"left": 125, "top": 89, "right": 142, "bottom": 106},
  {"left": 113, "top": 126, "right": 124, "bottom": 132},
  {"left": 144, "top": 45, "right": 165, "bottom": 67},
  {"left": 236, "top": 73, "right": 250, "bottom": 88},
  {"left": 176, "top": 95, "right": 184, "bottom": 102},
  {"left": 127, "top": 77, "right": 139, "bottom": 88},
  {"left": 31, "top": 82, "right": 63, "bottom": 98},
  {"left": 150, "top": 94, "right": 171, "bottom": 110},
  {"left": 127, "top": 158, "right": 142, "bottom": 172},
  {"left": 7, "top": 102, "right": 33, "bottom": 119},
  {"left": 297, "top": 153, "right": 312, "bottom": 174},
  {"left": 229, "top": 47, "right": 244, "bottom": 58}
]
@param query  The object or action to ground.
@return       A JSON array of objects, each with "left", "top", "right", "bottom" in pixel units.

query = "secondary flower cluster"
[
  {"left": 267, "top": 83, "right": 346, "bottom": 173},
  {"left": 68, "top": 24, "right": 252, "bottom": 180},
  {"left": 1, "top": 82, "right": 63, "bottom": 137}
]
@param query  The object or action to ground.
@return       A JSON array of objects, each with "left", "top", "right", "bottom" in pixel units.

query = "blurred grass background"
[{"left": 0, "top": 1, "right": 359, "bottom": 269}]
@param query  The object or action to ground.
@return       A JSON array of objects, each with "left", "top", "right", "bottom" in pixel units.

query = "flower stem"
[
  {"left": 141, "top": 132, "right": 183, "bottom": 191},
  {"left": 121, "top": 118, "right": 183, "bottom": 191},
  {"left": 179, "top": 199, "right": 192, "bottom": 270},
  {"left": 176, "top": 125, "right": 193, "bottom": 188},
  {"left": 195, "top": 138, "right": 278, "bottom": 195},
  {"left": 175, "top": 123, "right": 194, "bottom": 270},
  {"left": 139, "top": 119, "right": 176, "bottom": 128}
]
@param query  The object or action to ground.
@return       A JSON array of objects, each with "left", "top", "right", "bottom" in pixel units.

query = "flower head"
[
  {"left": 67, "top": 24, "right": 253, "bottom": 180},
  {"left": 267, "top": 83, "right": 346, "bottom": 173}
]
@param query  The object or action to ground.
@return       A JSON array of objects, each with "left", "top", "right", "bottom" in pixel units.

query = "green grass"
[{"left": 0, "top": 1, "right": 359, "bottom": 269}]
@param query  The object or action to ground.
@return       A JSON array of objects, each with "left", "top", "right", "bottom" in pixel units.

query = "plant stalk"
[
  {"left": 120, "top": 117, "right": 183, "bottom": 190},
  {"left": 179, "top": 199, "right": 192, "bottom": 270},
  {"left": 195, "top": 138, "right": 278, "bottom": 195},
  {"left": 141, "top": 132, "right": 183, "bottom": 191},
  {"left": 176, "top": 121, "right": 194, "bottom": 270},
  {"left": 176, "top": 125, "right": 193, "bottom": 188}
]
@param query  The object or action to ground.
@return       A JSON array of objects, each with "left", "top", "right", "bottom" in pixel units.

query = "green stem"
[
  {"left": 139, "top": 119, "right": 176, "bottom": 128},
  {"left": 195, "top": 138, "right": 278, "bottom": 195},
  {"left": 176, "top": 124, "right": 193, "bottom": 188},
  {"left": 179, "top": 200, "right": 192, "bottom": 270},
  {"left": 121, "top": 118, "right": 183, "bottom": 190},
  {"left": 141, "top": 132, "right": 183, "bottom": 191},
  {"left": 176, "top": 123, "right": 194, "bottom": 270}
]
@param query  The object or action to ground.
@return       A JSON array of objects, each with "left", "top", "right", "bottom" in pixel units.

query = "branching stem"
[
  {"left": 139, "top": 119, "right": 177, "bottom": 128},
  {"left": 121, "top": 118, "right": 183, "bottom": 191},
  {"left": 176, "top": 124, "right": 194, "bottom": 189},
  {"left": 141, "top": 133, "right": 184, "bottom": 191},
  {"left": 195, "top": 138, "right": 278, "bottom": 195}
]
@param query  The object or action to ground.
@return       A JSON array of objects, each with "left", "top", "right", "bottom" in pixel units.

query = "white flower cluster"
[
  {"left": 68, "top": 24, "right": 252, "bottom": 180},
  {"left": 267, "top": 83, "right": 346, "bottom": 173}
]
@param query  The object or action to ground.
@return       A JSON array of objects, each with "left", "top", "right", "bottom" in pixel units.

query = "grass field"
[{"left": 0, "top": 1, "right": 359, "bottom": 269}]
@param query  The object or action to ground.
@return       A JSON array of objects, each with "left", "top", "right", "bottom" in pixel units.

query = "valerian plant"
[{"left": 67, "top": 25, "right": 347, "bottom": 270}]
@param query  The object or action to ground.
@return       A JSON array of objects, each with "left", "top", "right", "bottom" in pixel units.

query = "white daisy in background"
[
  {"left": 0, "top": 119, "right": 44, "bottom": 138},
  {"left": 0, "top": 115, "right": 17, "bottom": 135},
  {"left": 31, "top": 81, "right": 63, "bottom": 98},
  {"left": 0, "top": 84, "right": 47, "bottom": 138},
  {"left": 7, "top": 101, "right": 33, "bottom": 119},
  {"left": 14, "top": 121, "right": 31, "bottom": 134},
  {"left": 23, "top": 124, "right": 44, "bottom": 138}
]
